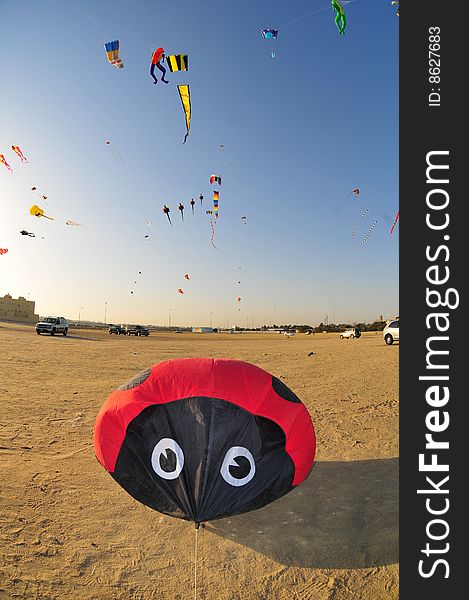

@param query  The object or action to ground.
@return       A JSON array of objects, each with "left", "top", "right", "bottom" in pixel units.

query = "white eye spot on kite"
[
  {"left": 220, "top": 446, "right": 255, "bottom": 487},
  {"left": 151, "top": 438, "right": 184, "bottom": 480}
]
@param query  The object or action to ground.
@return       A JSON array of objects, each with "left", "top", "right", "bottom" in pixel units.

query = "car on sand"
[
  {"left": 36, "top": 316, "right": 69, "bottom": 336},
  {"left": 339, "top": 327, "right": 361, "bottom": 339},
  {"left": 108, "top": 324, "right": 124, "bottom": 335},
  {"left": 383, "top": 319, "right": 399, "bottom": 345},
  {"left": 125, "top": 324, "right": 150, "bottom": 336}
]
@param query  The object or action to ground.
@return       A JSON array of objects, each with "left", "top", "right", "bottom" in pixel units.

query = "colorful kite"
[
  {"left": 30, "top": 205, "right": 54, "bottom": 220},
  {"left": 104, "top": 40, "right": 124, "bottom": 68},
  {"left": 390, "top": 210, "right": 400, "bottom": 237},
  {"left": 332, "top": 0, "right": 346, "bottom": 35},
  {"left": 213, "top": 191, "right": 219, "bottom": 218},
  {"left": 11, "top": 145, "right": 28, "bottom": 162},
  {"left": 210, "top": 174, "right": 222, "bottom": 186},
  {"left": 177, "top": 84, "right": 191, "bottom": 144},
  {"left": 357, "top": 220, "right": 379, "bottom": 249},
  {"left": 261, "top": 29, "right": 278, "bottom": 39},
  {"left": 94, "top": 358, "right": 316, "bottom": 524},
  {"left": 178, "top": 202, "right": 185, "bottom": 221},
  {"left": 0, "top": 248, "right": 8, "bottom": 255},
  {"left": 0, "top": 154, "right": 13, "bottom": 173},
  {"left": 20, "top": 230, "right": 35, "bottom": 237},
  {"left": 351, "top": 209, "right": 369, "bottom": 238},
  {"left": 150, "top": 47, "right": 168, "bottom": 84},
  {"left": 190, "top": 198, "right": 195, "bottom": 214},
  {"left": 163, "top": 204, "right": 172, "bottom": 225},
  {"left": 65, "top": 220, "right": 82, "bottom": 226},
  {"left": 166, "top": 54, "right": 188, "bottom": 72},
  {"left": 206, "top": 210, "right": 213, "bottom": 215}
]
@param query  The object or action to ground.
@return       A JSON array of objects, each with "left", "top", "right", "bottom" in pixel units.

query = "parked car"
[
  {"left": 284, "top": 331, "right": 296, "bottom": 337},
  {"left": 108, "top": 324, "right": 124, "bottom": 335},
  {"left": 36, "top": 316, "right": 69, "bottom": 336},
  {"left": 383, "top": 319, "right": 399, "bottom": 345},
  {"left": 125, "top": 324, "right": 150, "bottom": 336},
  {"left": 339, "top": 327, "right": 361, "bottom": 339}
]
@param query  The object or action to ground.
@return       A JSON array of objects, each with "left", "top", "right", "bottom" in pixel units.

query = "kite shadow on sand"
[{"left": 206, "top": 457, "right": 398, "bottom": 569}]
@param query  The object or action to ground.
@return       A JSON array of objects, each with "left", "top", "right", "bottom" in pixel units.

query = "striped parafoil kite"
[
  {"left": 166, "top": 54, "right": 188, "bottom": 72},
  {"left": 0, "top": 248, "right": 8, "bottom": 256},
  {"left": 213, "top": 191, "right": 219, "bottom": 218},
  {"left": 210, "top": 174, "right": 222, "bottom": 185},
  {"left": 104, "top": 40, "right": 124, "bottom": 68},
  {"left": 11, "top": 145, "right": 28, "bottom": 162},
  {"left": 93, "top": 358, "right": 316, "bottom": 524}
]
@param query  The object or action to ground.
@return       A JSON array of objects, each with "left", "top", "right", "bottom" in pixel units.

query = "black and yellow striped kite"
[{"left": 166, "top": 54, "right": 189, "bottom": 72}]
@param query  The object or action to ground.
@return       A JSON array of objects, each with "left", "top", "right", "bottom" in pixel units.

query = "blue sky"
[{"left": 0, "top": 0, "right": 398, "bottom": 327}]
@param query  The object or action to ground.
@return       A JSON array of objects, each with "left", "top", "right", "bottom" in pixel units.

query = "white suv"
[
  {"left": 36, "top": 316, "right": 69, "bottom": 336},
  {"left": 383, "top": 319, "right": 399, "bottom": 345},
  {"left": 339, "top": 327, "right": 361, "bottom": 339}
]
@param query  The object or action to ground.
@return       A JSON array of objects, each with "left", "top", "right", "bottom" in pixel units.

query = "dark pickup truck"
[
  {"left": 109, "top": 324, "right": 124, "bottom": 335},
  {"left": 125, "top": 325, "right": 150, "bottom": 336}
]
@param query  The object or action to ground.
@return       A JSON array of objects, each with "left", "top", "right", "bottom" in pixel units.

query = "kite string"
[{"left": 276, "top": 0, "right": 357, "bottom": 30}]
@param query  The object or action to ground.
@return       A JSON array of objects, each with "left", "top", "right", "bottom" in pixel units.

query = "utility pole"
[
  {"left": 104, "top": 301, "right": 107, "bottom": 324},
  {"left": 78, "top": 306, "right": 84, "bottom": 325}
]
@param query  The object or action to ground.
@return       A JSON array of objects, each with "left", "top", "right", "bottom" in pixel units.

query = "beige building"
[{"left": 0, "top": 294, "right": 39, "bottom": 323}]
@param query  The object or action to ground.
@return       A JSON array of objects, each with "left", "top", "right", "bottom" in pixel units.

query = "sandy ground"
[{"left": 0, "top": 323, "right": 398, "bottom": 599}]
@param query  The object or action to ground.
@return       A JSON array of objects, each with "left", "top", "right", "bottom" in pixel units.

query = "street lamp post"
[
  {"left": 78, "top": 306, "right": 85, "bottom": 326},
  {"left": 210, "top": 311, "right": 213, "bottom": 328},
  {"left": 168, "top": 308, "right": 172, "bottom": 329},
  {"left": 104, "top": 302, "right": 107, "bottom": 324}
]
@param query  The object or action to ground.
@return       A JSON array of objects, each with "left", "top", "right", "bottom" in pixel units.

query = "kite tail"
[
  {"left": 357, "top": 220, "right": 378, "bottom": 249},
  {"left": 351, "top": 209, "right": 368, "bottom": 238},
  {"left": 210, "top": 219, "right": 217, "bottom": 249},
  {"left": 390, "top": 210, "right": 400, "bottom": 237}
]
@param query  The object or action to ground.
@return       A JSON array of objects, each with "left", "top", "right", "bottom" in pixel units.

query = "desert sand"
[{"left": 0, "top": 323, "right": 398, "bottom": 599}]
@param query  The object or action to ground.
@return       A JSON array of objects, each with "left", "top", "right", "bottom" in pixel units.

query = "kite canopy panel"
[
  {"left": 94, "top": 358, "right": 316, "bottom": 523},
  {"left": 261, "top": 29, "right": 278, "bottom": 39}
]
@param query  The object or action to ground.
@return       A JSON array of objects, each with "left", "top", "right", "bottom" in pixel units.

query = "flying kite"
[
  {"left": 391, "top": 1, "right": 399, "bottom": 16},
  {"left": 351, "top": 209, "right": 369, "bottom": 238},
  {"left": 104, "top": 40, "right": 124, "bottom": 68},
  {"left": 261, "top": 28, "right": 278, "bottom": 58},
  {"left": 332, "top": 0, "right": 346, "bottom": 35},
  {"left": 177, "top": 85, "right": 191, "bottom": 144},
  {"left": 20, "top": 230, "right": 35, "bottom": 237},
  {"left": 190, "top": 198, "right": 195, "bottom": 214},
  {"left": 184, "top": 274, "right": 190, "bottom": 280},
  {"left": 390, "top": 210, "right": 400, "bottom": 237},
  {"left": 357, "top": 220, "right": 379, "bottom": 249},
  {"left": 105, "top": 140, "right": 125, "bottom": 165},
  {"left": 145, "top": 220, "right": 152, "bottom": 227},
  {"left": 150, "top": 47, "right": 169, "bottom": 84},
  {"left": 30, "top": 205, "right": 54, "bottom": 220},
  {"left": 65, "top": 220, "right": 82, "bottom": 226},
  {"left": 213, "top": 191, "right": 219, "bottom": 218},
  {"left": 236, "top": 297, "right": 241, "bottom": 303},
  {"left": 241, "top": 216, "right": 247, "bottom": 223},
  {"left": 210, "top": 174, "right": 222, "bottom": 186},
  {"left": 206, "top": 210, "right": 213, "bottom": 215},
  {"left": 163, "top": 205, "right": 172, "bottom": 225},
  {"left": 178, "top": 202, "right": 185, "bottom": 221},
  {"left": 199, "top": 194, "right": 204, "bottom": 205},
  {"left": 261, "top": 29, "right": 278, "bottom": 39},
  {"left": 177, "top": 288, "right": 184, "bottom": 294},
  {"left": 351, "top": 188, "right": 360, "bottom": 197},
  {"left": 93, "top": 358, "right": 316, "bottom": 524},
  {"left": 0, "top": 155, "right": 13, "bottom": 173},
  {"left": 11, "top": 145, "right": 28, "bottom": 162},
  {"left": 166, "top": 54, "right": 188, "bottom": 72},
  {"left": 0, "top": 248, "right": 8, "bottom": 255}
]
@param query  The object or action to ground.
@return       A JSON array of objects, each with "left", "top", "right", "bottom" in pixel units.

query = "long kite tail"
[
  {"left": 390, "top": 209, "right": 400, "bottom": 237},
  {"left": 167, "top": 214, "right": 172, "bottom": 226},
  {"left": 210, "top": 219, "right": 217, "bottom": 249},
  {"left": 357, "top": 220, "right": 378, "bottom": 250},
  {"left": 351, "top": 208, "right": 369, "bottom": 238}
]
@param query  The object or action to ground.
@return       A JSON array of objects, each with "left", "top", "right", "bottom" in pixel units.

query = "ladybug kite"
[{"left": 94, "top": 358, "right": 316, "bottom": 525}]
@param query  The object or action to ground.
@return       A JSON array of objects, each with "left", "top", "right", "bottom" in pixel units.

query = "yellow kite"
[{"left": 177, "top": 85, "right": 191, "bottom": 144}]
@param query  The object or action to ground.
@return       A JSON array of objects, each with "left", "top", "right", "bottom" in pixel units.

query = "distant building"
[
  {"left": 192, "top": 326, "right": 214, "bottom": 333},
  {"left": 0, "top": 294, "right": 39, "bottom": 323}
]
